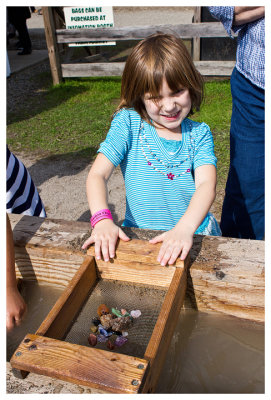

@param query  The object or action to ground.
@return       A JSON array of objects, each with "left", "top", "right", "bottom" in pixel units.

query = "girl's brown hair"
[{"left": 115, "top": 33, "right": 204, "bottom": 122}]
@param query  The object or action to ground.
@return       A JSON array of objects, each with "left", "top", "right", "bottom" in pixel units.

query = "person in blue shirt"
[
  {"left": 208, "top": 7, "right": 265, "bottom": 240},
  {"left": 82, "top": 33, "right": 221, "bottom": 266}
]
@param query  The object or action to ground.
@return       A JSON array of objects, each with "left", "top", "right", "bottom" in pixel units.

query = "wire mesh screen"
[{"left": 64, "top": 278, "right": 167, "bottom": 358}]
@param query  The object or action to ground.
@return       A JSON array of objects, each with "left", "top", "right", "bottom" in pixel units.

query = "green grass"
[
  {"left": 191, "top": 80, "right": 232, "bottom": 186},
  {"left": 7, "top": 76, "right": 231, "bottom": 183},
  {"left": 7, "top": 75, "right": 122, "bottom": 158}
]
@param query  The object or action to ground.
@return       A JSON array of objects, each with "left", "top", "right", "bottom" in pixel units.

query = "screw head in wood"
[{"left": 28, "top": 344, "right": 37, "bottom": 350}]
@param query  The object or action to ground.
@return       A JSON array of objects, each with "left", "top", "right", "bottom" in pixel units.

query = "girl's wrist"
[
  {"left": 175, "top": 219, "right": 196, "bottom": 235},
  {"left": 90, "top": 208, "right": 113, "bottom": 228},
  {"left": 92, "top": 218, "right": 115, "bottom": 229}
]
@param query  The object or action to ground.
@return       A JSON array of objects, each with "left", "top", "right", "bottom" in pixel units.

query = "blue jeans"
[{"left": 220, "top": 68, "right": 265, "bottom": 240}]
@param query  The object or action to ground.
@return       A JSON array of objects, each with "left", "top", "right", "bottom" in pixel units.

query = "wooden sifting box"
[{"left": 10, "top": 239, "right": 188, "bottom": 394}]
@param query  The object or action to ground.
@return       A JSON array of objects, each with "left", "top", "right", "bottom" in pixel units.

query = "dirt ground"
[{"left": 15, "top": 151, "right": 127, "bottom": 224}]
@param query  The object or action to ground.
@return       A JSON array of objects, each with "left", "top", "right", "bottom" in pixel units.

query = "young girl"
[{"left": 82, "top": 33, "right": 221, "bottom": 266}]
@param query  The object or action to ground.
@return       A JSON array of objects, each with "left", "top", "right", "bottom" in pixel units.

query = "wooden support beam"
[
  {"left": 10, "top": 334, "right": 148, "bottom": 393},
  {"left": 9, "top": 214, "right": 265, "bottom": 322},
  {"left": 142, "top": 264, "right": 188, "bottom": 392},
  {"left": 87, "top": 238, "right": 184, "bottom": 288},
  {"left": 192, "top": 6, "right": 201, "bottom": 61},
  {"left": 56, "top": 22, "right": 231, "bottom": 43},
  {"left": 36, "top": 256, "right": 97, "bottom": 339},
  {"left": 11, "top": 255, "right": 97, "bottom": 379},
  {"left": 61, "top": 60, "right": 235, "bottom": 78},
  {"left": 42, "top": 7, "right": 62, "bottom": 84},
  {"left": 89, "top": 238, "right": 185, "bottom": 266}
]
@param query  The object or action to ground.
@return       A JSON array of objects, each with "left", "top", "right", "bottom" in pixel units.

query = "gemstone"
[
  {"left": 130, "top": 310, "right": 141, "bottom": 318},
  {"left": 107, "top": 339, "right": 115, "bottom": 350},
  {"left": 97, "top": 334, "right": 108, "bottom": 343},
  {"left": 98, "top": 325, "right": 112, "bottom": 337},
  {"left": 100, "top": 313, "right": 113, "bottom": 329},
  {"left": 92, "top": 317, "right": 101, "bottom": 326},
  {"left": 115, "top": 336, "right": 128, "bottom": 347},
  {"left": 97, "top": 304, "right": 110, "bottom": 317},
  {"left": 111, "top": 316, "right": 132, "bottom": 332},
  {"left": 120, "top": 309, "right": 130, "bottom": 317},
  {"left": 90, "top": 325, "right": 98, "bottom": 333},
  {"left": 111, "top": 307, "right": 123, "bottom": 318},
  {"left": 88, "top": 333, "right": 97, "bottom": 346}
]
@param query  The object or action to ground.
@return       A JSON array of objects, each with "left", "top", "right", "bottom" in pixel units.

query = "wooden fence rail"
[
  {"left": 61, "top": 60, "right": 235, "bottom": 79},
  {"left": 42, "top": 7, "right": 235, "bottom": 84},
  {"left": 55, "top": 22, "right": 230, "bottom": 43}
]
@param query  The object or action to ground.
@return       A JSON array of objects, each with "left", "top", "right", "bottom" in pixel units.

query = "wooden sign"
[{"left": 63, "top": 6, "right": 115, "bottom": 46}]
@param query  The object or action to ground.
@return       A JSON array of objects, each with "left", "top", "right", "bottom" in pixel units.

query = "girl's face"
[{"left": 143, "top": 78, "right": 191, "bottom": 134}]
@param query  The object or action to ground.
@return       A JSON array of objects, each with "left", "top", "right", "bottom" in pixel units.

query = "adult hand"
[
  {"left": 149, "top": 225, "right": 193, "bottom": 266},
  {"left": 82, "top": 219, "right": 130, "bottom": 261},
  {"left": 234, "top": 6, "right": 265, "bottom": 25}
]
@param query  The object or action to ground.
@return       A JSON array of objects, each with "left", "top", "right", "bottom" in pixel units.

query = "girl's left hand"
[{"left": 149, "top": 226, "right": 193, "bottom": 266}]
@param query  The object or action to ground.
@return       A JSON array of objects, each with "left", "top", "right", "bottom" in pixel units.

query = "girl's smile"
[
  {"left": 143, "top": 78, "right": 192, "bottom": 137},
  {"left": 160, "top": 110, "right": 181, "bottom": 120}
]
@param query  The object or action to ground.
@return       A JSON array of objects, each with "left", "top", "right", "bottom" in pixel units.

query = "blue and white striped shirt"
[
  {"left": 208, "top": 6, "right": 265, "bottom": 89},
  {"left": 98, "top": 108, "right": 217, "bottom": 232},
  {"left": 6, "top": 146, "right": 46, "bottom": 217}
]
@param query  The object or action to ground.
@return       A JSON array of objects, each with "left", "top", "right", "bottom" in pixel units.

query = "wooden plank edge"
[
  {"left": 11, "top": 256, "right": 97, "bottom": 380},
  {"left": 36, "top": 256, "right": 97, "bottom": 338},
  {"left": 142, "top": 257, "right": 189, "bottom": 392},
  {"left": 92, "top": 258, "right": 175, "bottom": 288},
  {"left": 87, "top": 239, "right": 185, "bottom": 268},
  {"left": 14, "top": 243, "right": 87, "bottom": 287},
  {"left": 10, "top": 334, "right": 149, "bottom": 394},
  {"left": 16, "top": 242, "right": 86, "bottom": 260}
]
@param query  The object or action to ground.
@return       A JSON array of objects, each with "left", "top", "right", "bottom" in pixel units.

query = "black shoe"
[{"left": 17, "top": 48, "right": 32, "bottom": 55}]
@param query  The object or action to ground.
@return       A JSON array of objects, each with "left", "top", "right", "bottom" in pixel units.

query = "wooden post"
[
  {"left": 192, "top": 6, "right": 201, "bottom": 61},
  {"left": 42, "top": 7, "right": 62, "bottom": 85}
]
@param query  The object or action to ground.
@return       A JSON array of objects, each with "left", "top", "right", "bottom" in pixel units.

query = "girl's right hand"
[{"left": 81, "top": 219, "right": 130, "bottom": 261}]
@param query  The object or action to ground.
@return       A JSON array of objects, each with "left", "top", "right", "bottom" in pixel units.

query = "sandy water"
[{"left": 7, "top": 281, "right": 264, "bottom": 394}]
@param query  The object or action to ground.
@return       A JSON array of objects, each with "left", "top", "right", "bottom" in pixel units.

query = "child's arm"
[
  {"left": 82, "top": 153, "right": 130, "bottom": 260},
  {"left": 150, "top": 164, "right": 216, "bottom": 266},
  {"left": 6, "top": 213, "right": 27, "bottom": 331}
]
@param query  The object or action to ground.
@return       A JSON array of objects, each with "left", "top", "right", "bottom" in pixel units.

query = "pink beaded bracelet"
[{"left": 90, "top": 209, "right": 113, "bottom": 229}]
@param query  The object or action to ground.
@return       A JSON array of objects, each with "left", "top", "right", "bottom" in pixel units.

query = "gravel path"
[{"left": 7, "top": 60, "right": 50, "bottom": 114}]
